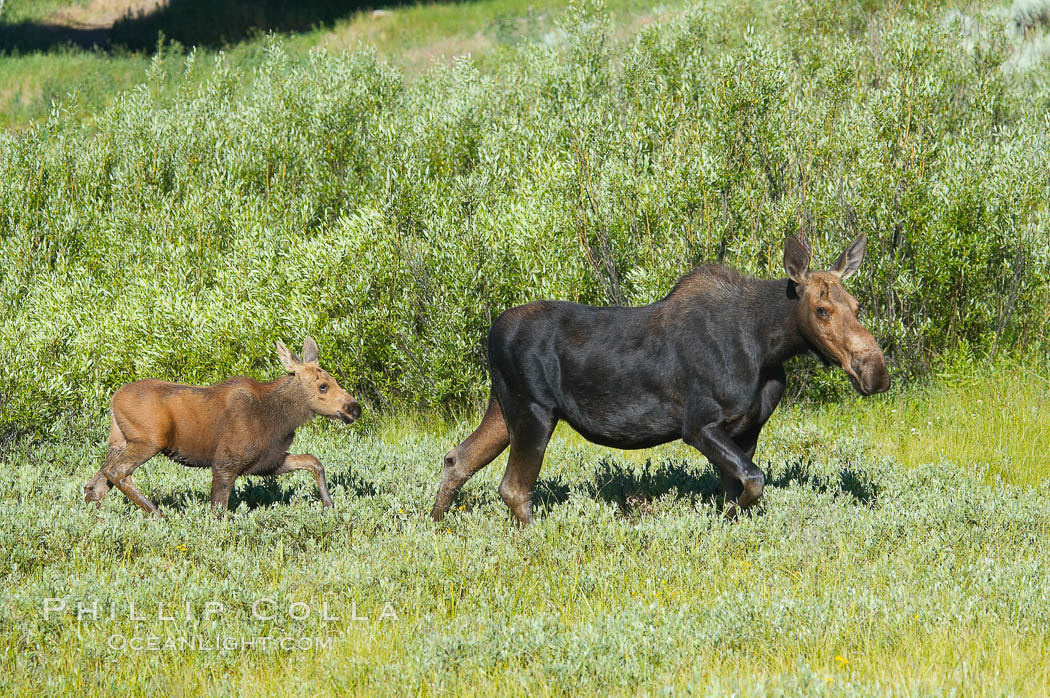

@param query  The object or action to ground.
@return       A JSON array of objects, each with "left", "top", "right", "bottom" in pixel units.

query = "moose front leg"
[
  {"left": 686, "top": 423, "right": 766, "bottom": 518},
  {"left": 272, "top": 454, "right": 334, "bottom": 508},
  {"left": 735, "top": 370, "right": 787, "bottom": 460}
]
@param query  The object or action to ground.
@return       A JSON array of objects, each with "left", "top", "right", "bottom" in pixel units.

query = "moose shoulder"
[{"left": 431, "top": 234, "right": 890, "bottom": 525}]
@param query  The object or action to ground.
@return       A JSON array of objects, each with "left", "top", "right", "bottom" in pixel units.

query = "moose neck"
[
  {"left": 261, "top": 374, "right": 316, "bottom": 433},
  {"left": 751, "top": 279, "right": 813, "bottom": 368}
]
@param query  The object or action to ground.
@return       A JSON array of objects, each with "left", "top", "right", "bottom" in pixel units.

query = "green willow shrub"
[{"left": 1, "top": 2, "right": 1049, "bottom": 439}]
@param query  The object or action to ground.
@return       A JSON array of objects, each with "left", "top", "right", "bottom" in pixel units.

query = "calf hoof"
[{"left": 84, "top": 482, "right": 109, "bottom": 505}]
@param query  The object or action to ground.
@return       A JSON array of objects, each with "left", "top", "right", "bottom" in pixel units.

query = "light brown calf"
[{"left": 84, "top": 337, "right": 361, "bottom": 516}]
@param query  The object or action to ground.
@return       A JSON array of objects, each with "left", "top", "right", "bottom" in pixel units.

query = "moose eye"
[
  {"left": 319, "top": 384, "right": 329, "bottom": 393},
  {"left": 816, "top": 306, "right": 830, "bottom": 320}
]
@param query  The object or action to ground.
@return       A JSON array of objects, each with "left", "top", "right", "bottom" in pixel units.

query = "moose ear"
[
  {"left": 276, "top": 341, "right": 301, "bottom": 373},
  {"left": 784, "top": 235, "right": 811, "bottom": 285},
  {"left": 831, "top": 233, "right": 867, "bottom": 281},
  {"left": 301, "top": 336, "right": 319, "bottom": 364}
]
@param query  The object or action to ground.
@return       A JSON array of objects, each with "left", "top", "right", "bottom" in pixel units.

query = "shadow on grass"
[
  {"left": 535, "top": 458, "right": 725, "bottom": 518},
  {"left": 768, "top": 457, "right": 881, "bottom": 505},
  {"left": 0, "top": 0, "right": 435, "bottom": 54},
  {"left": 449, "top": 455, "right": 881, "bottom": 519},
  {"left": 151, "top": 466, "right": 378, "bottom": 511},
  {"left": 531, "top": 456, "right": 880, "bottom": 519}
]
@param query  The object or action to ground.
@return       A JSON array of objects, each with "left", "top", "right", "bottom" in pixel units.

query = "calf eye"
[
  {"left": 319, "top": 384, "right": 329, "bottom": 393},
  {"left": 816, "top": 306, "right": 830, "bottom": 320}
]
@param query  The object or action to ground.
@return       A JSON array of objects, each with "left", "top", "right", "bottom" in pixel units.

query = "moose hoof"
[
  {"left": 721, "top": 500, "right": 740, "bottom": 520},
  {"left": 734, "top": 475, "right": 766, "bottom": 513}
]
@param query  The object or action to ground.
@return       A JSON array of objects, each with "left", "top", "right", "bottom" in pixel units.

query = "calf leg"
[
  {"left": 271, "top": 454, "right": 334, "bottom": 508},
  {"left": 85, "top": 415, "right": 127, "bottom": 504},
  {"left": 210, "top": 467, "right": 240, "bottom": 511},
  {"left": 498, "top": 406, "right": 556, "bottom": 525},
  {"left": 686, "top": 424, "right": 766, "bottom": 518},
  {"left": 431, "top": 397, "right": 510, "bottom": 521},
  {"left": 84, "top": 470, "right": 112, "bottom": 504},
  {"left": 100, "top": 441, "right": 163, "bottom": 517}
]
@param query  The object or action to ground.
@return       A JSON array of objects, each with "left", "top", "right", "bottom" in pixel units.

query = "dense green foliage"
[
  {"left": 2, "top": 1, "right": 1050, "bottom": 440},
  {"left": 3, "top": 410, "right": 1049, "bottom": 694},
  {"left": 4, "top": 4, "right": 1050, "bottom": 694}
]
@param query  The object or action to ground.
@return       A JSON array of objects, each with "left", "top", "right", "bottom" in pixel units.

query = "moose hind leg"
[
  {"left": 271, "top": 454, "right": 334, "bottom": 508},
  {"left": 431, "top": 398, "right": 510, "bottom": 521},
  {"left": 498, "top": 407, "right": 555, "bottom": 525}
]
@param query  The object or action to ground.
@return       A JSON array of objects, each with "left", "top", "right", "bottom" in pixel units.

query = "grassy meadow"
[
  {"left": 3, "top": 368, "right": 1050, "bottom": 695},
  {"left": 3, "top": 0, "right": 1050, "bottom": 694}
]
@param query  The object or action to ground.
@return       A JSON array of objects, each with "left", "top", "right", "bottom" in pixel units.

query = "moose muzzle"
[{"left": 848, "top": 351, "right": 890, "bottom": 396}]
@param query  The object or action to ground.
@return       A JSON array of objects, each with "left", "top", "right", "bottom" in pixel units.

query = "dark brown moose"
[
  {"left": 431, "top": 233, "right": 890, "bottom": 525},
  {"left": 84, "top": 337, "right": 361, "bottom": 516}
]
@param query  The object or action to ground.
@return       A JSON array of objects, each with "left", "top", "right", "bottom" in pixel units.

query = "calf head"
[
  {"left": 784, "top": 233, "right": 890, "bottom": 396},
  {"left": 276, "top": 337, "right": 362, "bottom": 423}
]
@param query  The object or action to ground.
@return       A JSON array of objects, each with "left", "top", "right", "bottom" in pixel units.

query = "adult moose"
[
  {"left": 84, "top": 337, "right": 361, "bottom": 516},
  {"left": 431, "top": 233, "right": 889, "bottom": 524}
]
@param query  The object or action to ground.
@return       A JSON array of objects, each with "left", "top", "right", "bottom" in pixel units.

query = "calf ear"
[
  {"left": 831, "top": 233, "right": 867, "bottom": 280},
  {"left": 784, "top": 235, "right": 811, "bottom": 285},
  {"left": 301, "top": 336, "right": 319, "bottom": 364},
  {"left": 276, "top": 341, "right": 301, "bottom": 373}
]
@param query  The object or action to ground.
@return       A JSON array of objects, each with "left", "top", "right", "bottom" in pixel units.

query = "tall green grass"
[
  {"left": 3, "top": 1, "right": 1049, "bottom": 440},
  {"left": 0, "top": 49, "right": 156, "bottom": 129},
  {"left": 781, "top": 354, "right": 1050, "bottom": 487}
]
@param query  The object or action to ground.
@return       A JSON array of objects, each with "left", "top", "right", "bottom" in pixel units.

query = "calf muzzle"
[{"left": 338, "top": 400, "right": 363, "bottom": 423}]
